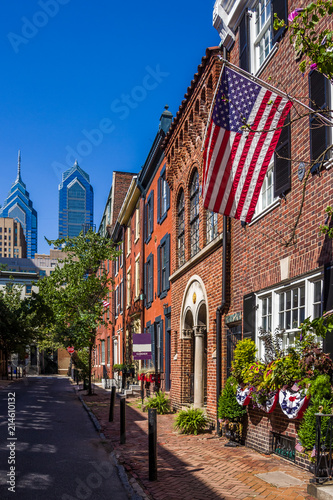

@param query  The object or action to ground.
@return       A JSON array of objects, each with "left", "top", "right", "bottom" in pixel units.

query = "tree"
[
  {"left": 0, "top": 283, "right": 35, "bottom": 374},
  {"left": 37, "top": 229, "right": 118, "bottom": 394}
]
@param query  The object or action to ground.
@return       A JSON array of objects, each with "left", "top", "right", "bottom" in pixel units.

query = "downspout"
[
  {"left": 216, "top": 42, "right": 229, "bottom": 437},
  {"left": 135, "top": 178, "right": 145, "bottom": 336},
  {"left": 216, "top": 215, "right": 227, "bottom": 436}
]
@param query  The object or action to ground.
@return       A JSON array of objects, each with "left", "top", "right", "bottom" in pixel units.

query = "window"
[
  {"left": 101, "top": 340, "right": 105, "bottom": 365},
  {"left": 115, "top": 285, "right": 119, "bottom": 317},
  {"left": 127, "top": 268, "right": 131, "bottom": 307},
  {"left": 135, "top": 254, "right": 140, "bottom": 299},
  {"left": 119, "top": 280, "right": 123, "bottom": 314},
  {"left": 256, "top": 275, "right": 323, "bottom": 356},
  {"left": 149, "top": 319, "right": 164, "bottom": 372},
  {"left": 239, "top": 0, "right": 287, "bottom": 74},
  {"left": 25, "top": 285, "right": 32, "bottom": 295},
  {"left": 144, "top": 253, "right": 154, "bottom": 308},
  {"left": 157, "top": 234, "right": 170, "bottom": 299},
  {"left": 145, "top": 192, "right": 154, "bottom": 242},
  {"left": 190, "top": 170, "right": 200, "bottom": 257},
  {"left": 127, "top": 222, "right": 131, "bottom": 255},
  {"left": 135, "top": 203, "right": 140, "bottom": 241},
  {"left": 107, "top": 337, "right": 110, "bottom": 366},
  {"left": 157, "top": 166, "right": 170, "bottom": 224},
  {"left": 119, "top": 242, "right": 123, "bottom": 268},
  {"left": 206, "top": 211, "right": 218, "bottom": 244},
  {"left": 177, "top": 190, "right": 185, "bottom": 267}
]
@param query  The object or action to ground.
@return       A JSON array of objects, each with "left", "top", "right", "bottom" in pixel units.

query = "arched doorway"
[{"left": 180, "top": 277, "right": 208, "bottom": 409}]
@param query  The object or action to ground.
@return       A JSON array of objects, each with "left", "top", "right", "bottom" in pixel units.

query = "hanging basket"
[
  {"left": 279, "top": 387, "right": 310, "bottom": 419},
  {"left": 255, "top": 390, "right": 279, "bottom": 414},
  {"left": 236, "top": 386, "right": 253, "bottom": 406}
]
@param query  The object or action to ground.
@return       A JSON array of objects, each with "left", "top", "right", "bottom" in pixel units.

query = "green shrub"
[
  {"left": 218, "top": 376, "right": 247, "bottom": 421},
  {"left": 231, "top": 338, "right": 257, "bottom": 384},
  {"left": 298, "top": 397, "right": 332, "bottom": 451},
  {"left": 174, "top": 407, "right": 208, "bottom": 435},
  {"left": 144, "top": 391, "right": 171, "bottom": 415}
]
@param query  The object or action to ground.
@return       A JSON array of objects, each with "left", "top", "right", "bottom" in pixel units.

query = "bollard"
[
  {"left": 120, "top": 396, "right": 126, "bottom": 444},
  {"left": 109, "top": 386, "right": 116, "bottom": 422},
  {"left": 148, "top": 408, "right": 157, "bottom": 481}
]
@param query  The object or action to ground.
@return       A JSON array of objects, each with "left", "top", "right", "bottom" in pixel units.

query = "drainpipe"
[{"left": 216, "top": 45, "right": 228, "bottom": 437}]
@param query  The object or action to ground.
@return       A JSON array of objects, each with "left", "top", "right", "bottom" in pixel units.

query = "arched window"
[
  {"left": 190, "top": 170, "right": 200, "bottom": 257},
  {"left": 177, "top": 190, "right": 185, "bottom": 268}
]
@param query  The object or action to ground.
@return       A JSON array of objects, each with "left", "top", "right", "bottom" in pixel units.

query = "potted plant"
[{"left": 218, "top": 376, "right": 247, "bottom": 446}]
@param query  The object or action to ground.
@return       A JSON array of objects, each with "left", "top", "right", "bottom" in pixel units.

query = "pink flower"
[
  {"left": 288, "top": 8, "right": 304, "bottom": 22},
  {"left": 310, "top": 63, "right": 318, "bottom": 71}
]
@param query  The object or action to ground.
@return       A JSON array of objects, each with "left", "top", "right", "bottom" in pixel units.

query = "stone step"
[{"left": 308, "top": 482, "right": 333, "bottom": 499}]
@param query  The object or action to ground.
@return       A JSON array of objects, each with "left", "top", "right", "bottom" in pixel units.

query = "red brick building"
[
  {"left": 163, "top": 48, "right": 225, "bottom": 417},
  {"left": 212, "top": 0, "right": 333, "bottom": 463}
]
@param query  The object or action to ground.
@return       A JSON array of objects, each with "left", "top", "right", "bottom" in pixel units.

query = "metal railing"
[{"left": 311, "top": 413, "right": 333, "bottom": 484}]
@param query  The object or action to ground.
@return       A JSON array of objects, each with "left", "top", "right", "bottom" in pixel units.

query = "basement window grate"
[{"left": 272, "top": 432, "right": 295, "bottom": 462}]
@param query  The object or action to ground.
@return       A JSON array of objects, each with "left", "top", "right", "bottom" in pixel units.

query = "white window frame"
[
  {"left": 256, "top": 272, "right": 323, "bottom": 359},
  {"left": 135, "top": 204, "right": 140, "bottom": 242},
  {"left": 127, "top": 266, "right": 131, "bottom": 308},
  {"left": 127, "top": 221, "right": 131, "bottom": 256},
  {"left": 135, "top": 254, "right": 140, "bottom": 299}
]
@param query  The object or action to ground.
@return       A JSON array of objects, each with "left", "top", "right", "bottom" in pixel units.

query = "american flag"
[
  {"left": 102, "top": 300, "right": 110, "bottom": 308},
  {"left": 203, "top": 66, "right": 292, "bottom": 223}
]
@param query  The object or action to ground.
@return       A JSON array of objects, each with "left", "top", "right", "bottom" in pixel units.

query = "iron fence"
[{"left": 310, "top": 413, "right": 333, "bottom": 484}]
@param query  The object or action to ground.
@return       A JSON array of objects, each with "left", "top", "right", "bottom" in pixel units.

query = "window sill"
[
  {"left": 134, "top": 237, "right": 140, "bottom": 244},
  {"left": 249, "top": 199, "right": 280, "bottom": 226}
]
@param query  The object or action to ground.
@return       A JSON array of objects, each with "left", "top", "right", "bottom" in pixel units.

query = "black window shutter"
[
  {"left": 272, "top": 0, "right": 287, "bottom": 44},
  {"left": 157, "top": 177, "right": 161, "bottom": 223},
  {"left": 166, "top": 180, "right": 170, "bottom": 211},
  {"left": 150, "top": 191, "right": 154, "bottom": 235},
  {"left": 323, "top": 263, "right": 333, "bottom": 357},
  {"left": 157, "top": 244, "right": 161, "bottom": 297},
  {"left": 243, "top": 293, "right": 256, "bottom": 341},
  {"left": 144, "top": 262, "right": 147, "bottom": 307},
  {"left": 151, "top": 324, "right": 155, "bottom": 367},
  {"left": 274, "top": 115, "right": 291, "bottom": 197},
  {"left": 309, "top": 70, "right": 328, "bottom": 170},
  {"left": 239, "top": 12, "right": 249, "bottom": 72},
  {"left": 160, "top": 320, "right": 164, "bottom": 372},
  {"left": 144, "top": 203, "right": 148, "bottom": 241},
  {"left": 166, "top": 233, "right": 170, "bottom": 291}
]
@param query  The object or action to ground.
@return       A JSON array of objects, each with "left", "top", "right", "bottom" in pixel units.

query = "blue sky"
[{"left": 0, "top": 0, "right": 218, "bottom": 254}]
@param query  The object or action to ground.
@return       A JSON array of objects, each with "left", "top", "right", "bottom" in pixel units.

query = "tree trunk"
[{"left": 88, "top": 343, "right": 92, "bottom": 395}]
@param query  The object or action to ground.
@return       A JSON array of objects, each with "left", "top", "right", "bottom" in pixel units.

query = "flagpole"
[
  {"left": 219, "top": 57, "right": 333, "bottom": 127},
  {"left": 201, "top": 61, "right": 225, "bottom": 152}
]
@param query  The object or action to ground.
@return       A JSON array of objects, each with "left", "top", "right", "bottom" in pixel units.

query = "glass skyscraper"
[
  {"left": 0, "top": 151, "right": 37, "bottom": 258},
  {"left": 58, "top": 160, "right": 94, "bottom": 238}
]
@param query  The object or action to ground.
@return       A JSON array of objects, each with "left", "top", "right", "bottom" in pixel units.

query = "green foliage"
[
  {"left": 0, "top": 283, "right": 35, "bottom": 359},
  {"left": 308, "top": 374, "right": 332, "bottom": 400},
  {"left": 113, "top": 364, "right": 124, "bottom": 372},
  {"left": 298, "top": 397, "right": 332, "bottom": 451},
  {"left": 72, "top": 348, "right": 90, "bottom": 379},
  {"left": 143, "top": 391, "right": 171, "bottom": 415},
  {"left": 274, "top": 1, "right": 333, "bottom": 79},
  {"left": 174, "top": 407, "right": 208, "bottom": 435},
  {"left": 37, "top": 229, "right": 118, "bottom": 393},
  {"left": 231, "top": 338, "right": 257, "bottom": 384},
  {"left": 218, "top": 377, "right": 247, "bottom": 421}
]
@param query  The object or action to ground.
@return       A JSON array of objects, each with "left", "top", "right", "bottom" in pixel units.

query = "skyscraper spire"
[{"left": 17, "top": 150, "right": 21, "bottom": 181}]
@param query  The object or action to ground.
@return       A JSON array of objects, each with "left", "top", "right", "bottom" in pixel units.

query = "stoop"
[{"left": 308, "top": 482, "right": 333, "bottom": 499}]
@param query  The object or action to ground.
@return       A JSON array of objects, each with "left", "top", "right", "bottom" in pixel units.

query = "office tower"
[
  {"left": 58, "top": 160, "right": 94, "bottom": 238},
  {"left": 0, "top": 151, "right": 37, "bottom": 258}
]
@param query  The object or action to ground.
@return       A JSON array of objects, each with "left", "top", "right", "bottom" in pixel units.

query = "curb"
[{"left": 75, "top": 386, "right": 148, "bottom": 500}]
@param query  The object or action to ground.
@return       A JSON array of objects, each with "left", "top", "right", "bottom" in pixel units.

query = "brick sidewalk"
[{"left": 79, "top": 385, "right": 316, "bottom": 500}]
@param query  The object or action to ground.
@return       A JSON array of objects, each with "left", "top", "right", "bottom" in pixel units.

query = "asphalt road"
[{"left": 0, "top": 376, "right": 132, "bottom": 500}]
